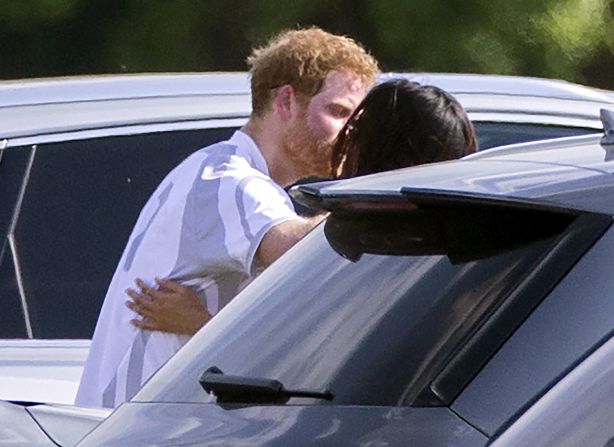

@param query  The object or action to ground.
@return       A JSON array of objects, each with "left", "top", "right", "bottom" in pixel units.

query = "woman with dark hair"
[
  {"left": 126, "top": 79, "right": 477, "bottom": 335},
  {"left": 292, "top": 79, "right": 477, "bottom": 215},
  {"left": 332, "top": 78, "right": 477, "bottom": 178}
]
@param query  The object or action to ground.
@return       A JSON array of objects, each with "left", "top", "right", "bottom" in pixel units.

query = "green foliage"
[
  {"left": 0, "top": 0, "right": 79, "bottom": 26},
  {"left": 362, "top": 0, "right": 613, "bottom": 85},
  {"left": 0, "top": 0, "right": 612, "bottom": 88}
]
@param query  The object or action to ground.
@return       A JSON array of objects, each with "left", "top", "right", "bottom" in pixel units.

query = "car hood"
[{"left": 0, "top": 400, "right": 110, "bottom": 447}]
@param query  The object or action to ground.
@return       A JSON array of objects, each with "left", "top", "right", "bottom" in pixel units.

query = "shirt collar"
[{"left": 229, "top": 130, "right": 270, "bottom": 176}]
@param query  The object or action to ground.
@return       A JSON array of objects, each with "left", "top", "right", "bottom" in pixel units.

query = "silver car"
[
  {"left": 74, "top": 112, "right": 614, "bottom": 446},
  {"left": 0, "top": 72, "right": 612, "bottom": 407}
]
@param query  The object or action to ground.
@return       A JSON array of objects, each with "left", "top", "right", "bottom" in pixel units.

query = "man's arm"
[
  {"left": 127, "top": 214, "right": 325, "bottom": 333},
  {"left": 255, "top": 214, "right": 326, "bottom": 266}
]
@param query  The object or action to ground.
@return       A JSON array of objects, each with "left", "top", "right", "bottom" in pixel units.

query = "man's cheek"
[{"left": 317, "top": 119, "right": 342, "bottom": 142}]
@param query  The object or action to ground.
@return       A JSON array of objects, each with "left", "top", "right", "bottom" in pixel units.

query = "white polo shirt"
[{"left": 75, "top": 131, "right": 301, "bottom": 408}]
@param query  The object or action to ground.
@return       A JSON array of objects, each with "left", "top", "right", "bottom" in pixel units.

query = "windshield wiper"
[{"left": 199, "top": 366, "right": 333, "bottom": 404}]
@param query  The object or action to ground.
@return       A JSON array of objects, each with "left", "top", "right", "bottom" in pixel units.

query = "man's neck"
[{"left": 241, "top": 118, "right": 300, "bottom": 188}]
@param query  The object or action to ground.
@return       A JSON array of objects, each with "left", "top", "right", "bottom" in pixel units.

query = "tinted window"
[
  {"left": 0, "top": 146, "right": 31, "bottom": 338},
  {"left": 474, "top": 122, "right": 596, "bottom": 150},
  {"left": 453, "top": 224, "right": 614, "bottom": 435},
  {"left": 0, "top": 254, "right": 28, "bottom": 338},
  {"left": 0, "top": 146, "right": 31, "bottom": 260},
  {"left": 12, "top": 127, "right": 235, "bottom": 339},
  {"left": 139, "top": 204, "right": 577, "bottom": 407}
]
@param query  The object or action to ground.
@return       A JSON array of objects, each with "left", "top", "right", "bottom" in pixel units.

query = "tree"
[{"left": 0, "top": 0, "right": 612, "bottom": 89}]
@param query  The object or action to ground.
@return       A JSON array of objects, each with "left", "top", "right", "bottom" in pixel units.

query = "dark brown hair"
[{"left": 332, "top": 79, "right": 477, "bottom": 178}]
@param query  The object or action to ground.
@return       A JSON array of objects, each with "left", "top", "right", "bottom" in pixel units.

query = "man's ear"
[{"left": 273, "top": 84, "right": 299, "bottom": 121}]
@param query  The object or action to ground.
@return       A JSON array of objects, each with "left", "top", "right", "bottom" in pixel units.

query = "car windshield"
[{"left": 137, "top": 203, "right": 575, "bottom": 407}]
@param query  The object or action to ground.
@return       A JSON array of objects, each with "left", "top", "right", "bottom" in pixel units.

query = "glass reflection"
[{"left": 140, "top": 221, "right": 554, "bottom": 406}]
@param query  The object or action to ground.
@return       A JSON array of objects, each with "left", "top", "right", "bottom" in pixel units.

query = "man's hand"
[{"left": 125, "top": 278, "right": 211, "bottom": 336}]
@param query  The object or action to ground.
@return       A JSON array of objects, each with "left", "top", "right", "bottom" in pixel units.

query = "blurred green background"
[{"left": 1, "top": 0, "right": 613, "bottom": 88}]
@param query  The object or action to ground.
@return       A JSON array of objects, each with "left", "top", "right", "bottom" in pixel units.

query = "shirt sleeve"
[
  {"left": 191, "top": 160, "right": 301, "bottom": 276},
  {"left": 224, "top": 173, "right": 302, "bottom": 275}
]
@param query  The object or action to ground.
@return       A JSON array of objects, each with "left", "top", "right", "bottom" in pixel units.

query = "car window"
[
  {"left": 0, "top": 145, "right": 31, "bottom": 260},
  {"left": 474, "top": 122, "right": 596, "bottom": 150},
  {"left": 138, "top": 202, "right": 585, "bottom": 407},
  {"left": 10, "top": 127, "right": 236, "bottom": 339},
  {"left": 0, "top": 254, "right": 29, "bottom": 339},
  {"left": 0, "top": 145, "right": 32, "bottom": 338},
  {"left": 452, "top": 224, "right": 614, "bottom": 435}
]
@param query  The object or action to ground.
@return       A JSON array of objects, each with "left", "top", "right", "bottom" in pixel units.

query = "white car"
[{"left": 0, "top": 72, "right": 612, "bottom": 406}]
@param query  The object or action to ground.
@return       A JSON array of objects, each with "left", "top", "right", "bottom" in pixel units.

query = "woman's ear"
[{"left": 273, "top": 84, "right": 298, "bottom": 121}]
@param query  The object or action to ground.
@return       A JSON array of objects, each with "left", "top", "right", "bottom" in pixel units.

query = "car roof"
[
  {"left": 2, "top": 72, "right": 609, "bottom": 106},
  {"left": 293, "top": 133, "right": 614, "bottom": 216},
  {"left": 0, "top": 72, "right": 251, "bottom": 106},
  {"left": 1, "top": 72, "right": 612, "bottom": 140},
  {"left": 0, "top": 73, "right": 252, "bottom": 140},
  {"left": 389, "top": 72, "right": 614, "bottom": 101}
]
